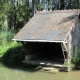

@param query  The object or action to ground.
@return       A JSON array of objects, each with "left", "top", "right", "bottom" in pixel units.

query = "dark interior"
[{"left": 26, "top": 42, "right": 64, "bottom": 65}]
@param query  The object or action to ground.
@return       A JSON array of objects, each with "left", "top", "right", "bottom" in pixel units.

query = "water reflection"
[{"left": 0, "top": 62, "right": 80, "bottom": 80}]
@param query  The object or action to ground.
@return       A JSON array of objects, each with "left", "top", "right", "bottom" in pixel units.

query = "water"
[{"left": 0, "top": 62, "right": 80, "bottom": 80}]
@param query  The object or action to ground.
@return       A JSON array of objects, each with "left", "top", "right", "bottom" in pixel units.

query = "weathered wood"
[
  {"left": 21, "top": 42, "right": 31, "bottom": 55},
  {"left": 41, "top": 67, "right": 59, "bottom": 73},
  {"left": 22, "top": 59, "right": 63, "bottom": 68},
  {"left": 21, "top": 42, "right": 28, "bottom": 54},
  {"left": 61, "top": 43, "right": 68, "bottom": 59},
  {"left": 22, "top": 60, "right": 71, "bottom": 72}
]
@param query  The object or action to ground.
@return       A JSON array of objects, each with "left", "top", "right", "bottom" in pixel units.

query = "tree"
[
  {"left": 0, "top": 0, "right": 10, "bottom": 30},
  {"left": 25, "top": 0, "right": 29, "bottom": 22},
  {"left": 76, "top": 0, "right": 79, "bottom": 9},
  {"left": 69, "top": 0, "right": 72, "bottom": 9},
  {"left": 60, "top": 0, "right": 64, "bottom": 10},
  {"left": 32, "top": 0, "right": 34, "bottom": 16},
  {"left": 53, "top": 0, "right": 55, "bottom": 10},
  {"left": 48, "top": 0, "right": 50, "bottom": 11},
  {"left": 1, "top": 0, "right": 80, "bottom": 31},
  {"left": 37, "top": 0, "right": 40, "bottom": 11}
]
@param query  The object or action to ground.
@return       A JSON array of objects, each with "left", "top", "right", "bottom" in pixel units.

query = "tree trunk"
[
  {"left": 76, "top": 0, "right": 79, "bottom": 9},
  {"left": 10, "top": 0, "right": 15, "bottom": 30},
  {"left": 37, "top": 0, "right": 40, "bottom": 11},
  {"left": 48, "top": 0, "right": 50, "bottom": 11},
  {"left": 60, "top": 0, "right": 64, "bottom": 10},
  {"left": 69, "top": 0, "right": 72, "bottom": 9},
  {"left": 41, "top": 0, "right": 43, "bottom": 11},
  {"left": 32, "top": 0, "right": 34, "bottom": 16},
  {"left": 25, "top": 0, "right": 29, "bottom": 22},
  {"left": 52, "top": 0, "right": 55, "bottom": 11}
]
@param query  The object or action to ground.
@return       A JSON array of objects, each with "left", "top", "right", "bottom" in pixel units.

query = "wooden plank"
[
  {"left": 12, "top": 39, "right": 64, "bottom": 43},
  {"left": 61, "top": 43, "right": 68, "bottom": 59}
]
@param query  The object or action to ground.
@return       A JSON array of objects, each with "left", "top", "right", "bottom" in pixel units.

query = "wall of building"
[{"left": 68, "top": 16, "right": 80, "bottom": 61}]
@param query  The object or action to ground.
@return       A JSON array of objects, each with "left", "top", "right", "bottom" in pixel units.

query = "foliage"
[
  {"left": 0, "top": 30, "right": 17, "bottom": 57},
  {"left": 0, "top": 30, "right": 26, "bottom": 63},
  {"left": 0, "top": 0, "right": 32, "bottom": 30},
  {"left": 2, "top": 43, "right": 26, "bottom": 63},
  {"left": 0, "top": 30, "right": 16, "bottom": 45},
  {"left": 0, "top": 0, "right": 80, "bottom": 30},
  {"left": 71, "top": 47, "right": 80, "bottom": 64},
  {"left": 0, "top": 1, "right": 9, "bottom": 29}
]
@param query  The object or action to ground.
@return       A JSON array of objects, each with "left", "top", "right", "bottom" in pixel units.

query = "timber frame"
[{"left": 13, "top": 10, "right": 80, "bottom": 70}]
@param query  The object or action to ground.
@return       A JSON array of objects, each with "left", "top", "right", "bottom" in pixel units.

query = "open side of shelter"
[
  {"left": 12, "top": 10, "right": 80, "bottom": 70},
  {"left": 21, "top": 36, "right": 68, "bottom": 67}
]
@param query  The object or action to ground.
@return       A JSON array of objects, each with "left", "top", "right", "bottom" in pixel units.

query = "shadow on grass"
[
  {"left": 73, "top": 62, "right": 80, "bottom": 71},
  {"left": 2, "top": 46, "right": 26, "bottom": 63},
  {"left": 1, "top": 46, "right": 39, "bottom": 72}
]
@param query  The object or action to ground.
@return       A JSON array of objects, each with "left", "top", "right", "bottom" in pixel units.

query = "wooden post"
[{"left": 21, "top": 41, "right": 30, "bottom": 55}]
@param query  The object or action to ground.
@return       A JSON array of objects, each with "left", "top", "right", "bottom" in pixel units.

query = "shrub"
[
  {"left": 0, "top": 30, "right": 17, "bottom": 57},
  {"left": 0, "top": 30, "right": 17, "bottom": 45},
  {"left": 2, "top": 44, "right": 26, "bottom": 63}
]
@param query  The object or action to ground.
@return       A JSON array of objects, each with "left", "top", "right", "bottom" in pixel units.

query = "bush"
[
  {"left": 0, "top": 30, "right": 17, "bottom": 57},
  {"left": 0, "top": 30, "right": 26, "bottom": 63},
  {"left": 0, "top": 30, "right": 17, "bottom": 45},
  {"left": 2, "top": 44, "right": 26, "bottom": 63}
]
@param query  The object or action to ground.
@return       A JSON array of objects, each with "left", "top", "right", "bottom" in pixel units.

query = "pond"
[{"left": 0, "top": 62, "right": 80, "bottom": 80}]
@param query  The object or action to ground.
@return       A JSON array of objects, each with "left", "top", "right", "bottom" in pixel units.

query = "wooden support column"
[
  {"left": 21, "top": 41, "right": 30, "bottom": 55},
  {"left": 61, "top": 41, "right": 69, "bottom": 64}
]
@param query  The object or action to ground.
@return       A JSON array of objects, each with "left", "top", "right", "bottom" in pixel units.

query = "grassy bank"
[
  {"left": 0, "top": 30, "right": 26, "bottom": 63},
  {"left": 0, "top": 30, "right": 16, "bottom": 57}
]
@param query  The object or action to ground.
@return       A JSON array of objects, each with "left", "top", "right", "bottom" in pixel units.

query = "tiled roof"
[{"left": 13, "top": 10, "right": 80, "bottom": 42}]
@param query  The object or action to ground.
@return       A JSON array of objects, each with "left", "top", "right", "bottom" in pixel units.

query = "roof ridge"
[{"left": 37, "top": 9, "right": 80, "bottom": 14}]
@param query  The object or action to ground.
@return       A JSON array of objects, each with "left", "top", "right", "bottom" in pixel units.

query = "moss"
[{"left": 71, "top": 47, "right": 79, "bottom": 64}]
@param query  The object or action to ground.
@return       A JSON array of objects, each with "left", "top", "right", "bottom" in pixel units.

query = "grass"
[
  {"left": 0, "top": 30, "right": 17, "bottom": 44},
  {"left": 0, "top": 30, "right": 26, "bottom": 63},
  {"left": 0, "top": 41, "right": 18, "bottom": 57},
  {"left": 0, "top": 30, "right": 16, "bottom": 57}
]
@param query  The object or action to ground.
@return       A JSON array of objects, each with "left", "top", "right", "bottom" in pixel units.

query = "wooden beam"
[
  {"left": 21, "top": 41, "right": 30, "bottom": 55},
  {"left": 12, "top": 39, "right": 64, "bottom": 43},
  {"left": 61, "top": 42, "right": 68, "bottom": 59}
]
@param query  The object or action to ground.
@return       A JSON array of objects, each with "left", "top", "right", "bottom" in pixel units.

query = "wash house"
[{"left": 12, "top": 10, "right": 80, "bottom": 67}]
